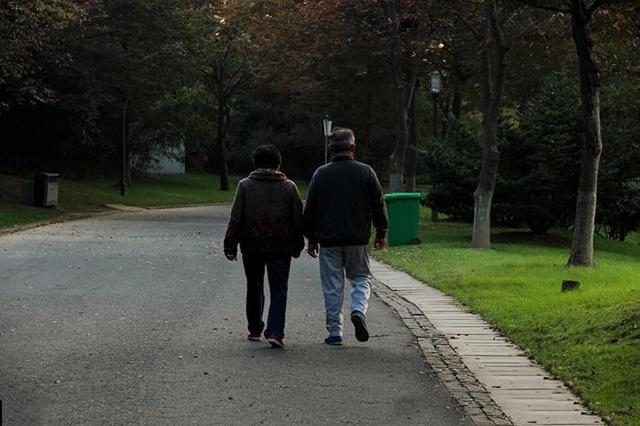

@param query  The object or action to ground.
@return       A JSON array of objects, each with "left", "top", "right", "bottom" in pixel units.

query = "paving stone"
[{"left": 370, "top": 259, "right": 604, "bottom": 426}]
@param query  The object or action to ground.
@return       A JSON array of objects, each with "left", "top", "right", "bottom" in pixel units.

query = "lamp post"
[
  {"left": 431, "top": 71, "right": 441, "bottom": 139},
  {"left": 322, "top": 116, "right": 332, "bottom": 164},
  {"left": 430, "top": 72, "right": 442, "bottom": 222},
  {"left": 118, "top": 98, "right": 129, "bottom": 196}
]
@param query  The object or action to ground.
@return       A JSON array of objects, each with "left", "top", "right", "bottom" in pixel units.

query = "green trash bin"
[{"left": 384, "top": 192, "right": 422, "bottom": 246}]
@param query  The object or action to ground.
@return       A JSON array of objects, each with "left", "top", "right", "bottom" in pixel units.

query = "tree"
[
  {"left": 566, "top": 0, "right": 605, "bottom": 265},
  {"left": 471, "top": 0, "right": 509, "bottom": 248},
  {"left": 403, "top": 80, "right": 419, "bottom": 192},
  {"left": 85, "top": 0, "right": 197, "bottom": 183},
  {"left": 0, "top": 0, "right": 88, "bottom": 112},
  {"left": 438, "top": 0, "right": 514, "bottom": 248},
  {"left": 437, "top": 0, "right": 546, "bottom": 248},
  {"left": 385, "top": 0, "right": 425, "bottom": 192},
  {"left": 281, "top": 0, "right": 444, "bottom": 190},
  {"left": 194, "top": 1, "right": 256, "bottom": 191},
  {"left": 503, "top": 72, "right": 582, "bottom": 234},
  {"left": 597, "top": 76, "right": 640, "bottom": 241},
  {"left": 0, "top": 0, "right": 200, "bottom": 182},
  {"left": 521, "top": 0, "right": 633, "bottom": 265}
]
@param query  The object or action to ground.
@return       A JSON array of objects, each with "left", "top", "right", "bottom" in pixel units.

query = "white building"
[{"left": 147, "top": 143, "right": 186, "bottom": 175}]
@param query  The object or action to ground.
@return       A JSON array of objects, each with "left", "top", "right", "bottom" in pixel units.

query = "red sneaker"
[
  {"left": 247, "top": 332, "right": 262, "bottom": 342},
  {"left": 265, "top": 333, "right": 284, "bottom": 349}
]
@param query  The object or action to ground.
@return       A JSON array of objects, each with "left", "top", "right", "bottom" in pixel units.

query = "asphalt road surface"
[{"left": 0, "top": 206, "right": 471, "bottom": 425}]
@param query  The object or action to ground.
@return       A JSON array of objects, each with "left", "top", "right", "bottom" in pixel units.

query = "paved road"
[{"left": 0, "top": 206, "right": 470, "bottom": 425}]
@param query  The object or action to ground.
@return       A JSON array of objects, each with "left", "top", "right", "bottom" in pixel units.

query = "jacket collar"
[
  {"left": 248, "top": 168, "right": 287, "bottom": 181},
  {"left": 330, "top": 153, "right": 355, "bottom": 162}
]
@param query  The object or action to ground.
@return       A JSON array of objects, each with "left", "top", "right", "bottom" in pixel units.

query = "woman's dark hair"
[{"left": 253, "top": 144, "right": 282, "bottom": 169}]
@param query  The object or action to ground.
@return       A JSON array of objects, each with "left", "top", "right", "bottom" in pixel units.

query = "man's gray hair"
[{"left": 328, "top": 128, "right": 356, "bottom": 151}]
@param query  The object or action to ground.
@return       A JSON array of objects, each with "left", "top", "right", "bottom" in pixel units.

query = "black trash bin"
[{"left": 33, "top": 172, "right": 60, "bottom": 207}]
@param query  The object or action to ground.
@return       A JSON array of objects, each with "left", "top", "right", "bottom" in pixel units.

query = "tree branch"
[
  {"left": 516, "top": 0, "right": 571, "bottom": 13},
  {"left": 386, "top": 0, "right": 402, "bottom": 91},
  {"left": 223, "top": 56, "right": 248, "bottom": 95},
  {"left": 435, "top": 3, "right": 483, "bottom": 40},
  {"left": 405, "top": 50, "right": 423, "bottom": 110},
  {"left": 489, "top": 0, "right": 507, "bottom": 119},
  {"left": 587, "top": 0, "right": 610, "bottom": 15}
]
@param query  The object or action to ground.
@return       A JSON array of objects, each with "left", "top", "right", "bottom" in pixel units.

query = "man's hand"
[
  {"left": 307, "top": 242, "right": 319, "bottom": 258},
  {"left": 224, "top": 251, "right": 237, "bottom": 261},
  {"left": 373, "top": 237, "right": 386, "bottom": 250}
]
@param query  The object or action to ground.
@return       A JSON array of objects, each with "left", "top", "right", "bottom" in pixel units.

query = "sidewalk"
[{"left": 371, "top": 259, "right": 603, "bottom": 426}]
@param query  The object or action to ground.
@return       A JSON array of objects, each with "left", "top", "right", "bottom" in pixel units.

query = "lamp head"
[
  {"left": 322, "top": 117, "right": 333, "bottom": 137},
  {"left": 431, "top": 72, "right": 442, "bottom": 94}
]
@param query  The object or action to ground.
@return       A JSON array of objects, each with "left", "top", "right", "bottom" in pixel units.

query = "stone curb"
[
  {"left": 372, "top": 277, "right": 513, "bottom": 425},
  {"left": 103, "top": 204, "right": 148, "bottom": 212},
  {"left": 371, "top": 259, "right": 604, "bottom": 426}
]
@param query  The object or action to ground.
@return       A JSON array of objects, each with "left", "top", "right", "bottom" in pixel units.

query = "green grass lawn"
[
  {"left": 374, "top": 209, "right": 640, "bottom": 425},
  {"left": 0, "top": 173, "right": 308, "bottom": 231},
  {"left": 0, "top": 203, "right": 63, "bottom": 229},
  {"left": 59, "top": 174, "right": 242, "bottom": 209}
]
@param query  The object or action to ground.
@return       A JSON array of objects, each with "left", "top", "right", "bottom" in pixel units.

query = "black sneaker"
[
  {"left": 324, "top": 335, "right": 344, "bottom": 345},
  {"left": 351, "top": 311, "right": 369, "bottom": 342}
]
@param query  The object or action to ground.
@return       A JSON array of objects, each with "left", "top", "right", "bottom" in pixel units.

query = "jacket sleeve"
[
  {"left": 302, "top": 172, "right": 319, "bottom": 244},
  {"left": 369, "top": 168, "right": 389, "bottom": 240},
  {"left": 224, "top": 182, "right": 245, "bottom": 254},
  {"left": 290, "top": 182, "right": 305, "bottom": 257}
]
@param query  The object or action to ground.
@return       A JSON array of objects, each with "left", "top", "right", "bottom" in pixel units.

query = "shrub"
[
  {"left": 426, "top": 72, "right": 582, "bottom": 233},
  {"left": 497, "top": 72, "right": 582, "bottom": 234},
  {"left": 422, "top": 118, "right": 481, "bottom": 222},
  {"left": 597, "top": 82, "right": 640, "bottom": 240},
  {"left": 419, "top": 71, "right": 640, "bottom": 239}
]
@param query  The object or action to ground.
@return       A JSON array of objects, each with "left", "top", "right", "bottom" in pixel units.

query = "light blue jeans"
[{"left": 319, "top": 245, "right": 371, "bottom": 337}]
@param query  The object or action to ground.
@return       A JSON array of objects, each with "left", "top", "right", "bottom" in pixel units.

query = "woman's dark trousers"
[{"left": 242, "top": 253, "right": 291, "bottom": 338}]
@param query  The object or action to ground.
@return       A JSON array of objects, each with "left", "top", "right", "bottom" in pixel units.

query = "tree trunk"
[
  {"left": 452, "top": 79, "right": 462, "bottom": 120},
  {"left": 389, "top": 94, "right": 408, "bottom": 192},
  {"left": 472, "top": 116, "right": 500, "bottom": 248},
  {"left": 386, "top": 0, "right": 420, "bottom": 193},
  {"left": 567, "top": 0, "right": 602, "bottom": 266},
  {"left": 124, "top": 101, "right": 132, "bottom": 185},
  {"left": 404, "top": 84, "right": 418, "bottom": 192},
  {"left": 471, "top": 0, "right": 506, "bottom": 249},
  {"left": 431, "top": 89, "right": 441, "bottom": 222},
  {"left": 216, "top": 81, "right": 230, "bottom": 192},
  {"left": 364, "top": 87, "right": 373, "bottom": 152},
  {"left": 387, "top": 0, "right": 405, "bottom": 193}
]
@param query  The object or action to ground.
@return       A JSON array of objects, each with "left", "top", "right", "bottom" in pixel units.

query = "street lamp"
[
  {"left": 118, "top": 98, "right": 129, "bottom": 196},
  {"left": 431, "top": 71, "right": 441, "bottom": 139},
  {"left": 322, "top": 116, "right": 332, "bottom": 164},
  {"left": 430, "top": 72, "right": 442, "bottom": 222}
]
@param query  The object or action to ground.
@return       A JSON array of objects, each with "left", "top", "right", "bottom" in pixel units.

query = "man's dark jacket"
[
  {"left": 303, "top": 155, "right": 388, "bottom": 247},
  {"left": 224, "top": 169, "right": 304, "bottom": 257}
]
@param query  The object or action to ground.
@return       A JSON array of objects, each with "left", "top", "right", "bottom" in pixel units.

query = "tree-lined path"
[{"left": 0, "top": 206, "right": 470, "bottom": 425}]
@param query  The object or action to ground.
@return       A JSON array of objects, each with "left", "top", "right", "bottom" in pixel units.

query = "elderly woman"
[{"left": 223, "top": 144, "right": 304, "bottom": 348}]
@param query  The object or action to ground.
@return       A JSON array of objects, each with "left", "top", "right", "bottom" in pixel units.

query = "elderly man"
[{"left": 303, "top": 128, "right": 388, "bottom": 345}]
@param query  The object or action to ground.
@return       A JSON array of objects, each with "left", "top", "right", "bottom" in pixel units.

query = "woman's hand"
[{"left": 307, "top": 242, "right": 319, "bottom": 258}]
